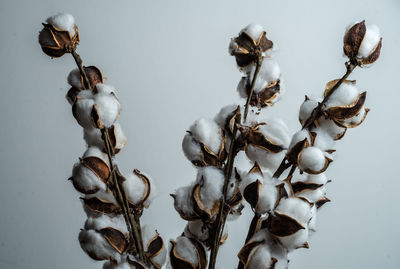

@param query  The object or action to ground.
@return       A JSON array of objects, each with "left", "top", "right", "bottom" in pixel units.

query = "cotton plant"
[
  {"left": 173, "top": 21, "right": 382, "bottom": 269},
  {"left": 38, "top": 13, "right": 166, "bottom": 268}
]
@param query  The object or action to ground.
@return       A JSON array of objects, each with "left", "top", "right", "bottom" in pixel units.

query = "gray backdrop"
[{"left": 0, "top": 0, "right": 399, "bottom": 268}]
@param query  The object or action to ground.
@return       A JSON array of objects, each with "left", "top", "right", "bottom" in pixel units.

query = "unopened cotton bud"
[
  {"left": 298, "top": 147, "right": 328, "bottom": 174},
  {"left": 38, "top": 13, "right": 79, "bottom": 58},
  {"left": 344, "top": 20, "right": 382, "bottom": 65}
]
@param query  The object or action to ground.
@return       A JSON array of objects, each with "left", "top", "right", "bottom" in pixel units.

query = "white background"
[{"left": 0, "top": 0, "right": 399, "bottom": 268}]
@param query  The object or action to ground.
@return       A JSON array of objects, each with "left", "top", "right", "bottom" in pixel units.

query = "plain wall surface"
[{"left": 0, "top": 0, "right": 399, "bottom": 268}]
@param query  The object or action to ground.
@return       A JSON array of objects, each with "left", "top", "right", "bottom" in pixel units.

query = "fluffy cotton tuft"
[
  {"left": 316, "top": 117, "right": 346, "bottom": 140},
  {"left": 185, "top": 220, "right": 209, "bottom": 242},
  {"left": 94, "top": 93, "right": 121, "bottom": 128},
  {"left": 325, "top": 82, "right": 359, "bottom": 108},
  {"left": 182, "top": 133, "right": 202, "bottom": 162},
  {"left": 71, "top": 162, "right": 107, "bottom": 194},
  {"left": 67, "top": 69, "right": 83, "bottom": 88},
  {"left": 275, "top": 197, "right": 312, "bottom": 225},
  {"left": 79, "top": 229, "right": 119, "bottom": 261},
  {"left": 84, "top": 214, "right": 127, "bottom": 234},
  {"left": 173, "top": 185, "right": 195, "bottom": 216},
  {"left": 256, "top": 181, "right": 278, "bottom": 214},
  {"left": 241, "top": 23, "right": 264, "bottom": 41},
  {"left": 46, "top": 13, "right": 76, "bottom": 36},
  {"left": 299, "top": 98, "right": 319, "bottom": 125},
  {"left": 305, "top": 173, "right": 328, "bottom": 185},
  {"left": 296, "top": 186, "right": 327, "bottom": 203},
  {"left": 196, "top": 167, "right": 224, "bottom": 209},
  {"left": 278, "top": 228, "right": 309, "bottom": 251},
  {"left": 214, "top": 104, "right": 238, "bottom": 129},
  {"left": 174, "top": 236, "right": 199, "bottom": 266},
  {"left": 123, "top": 170, "right": 156, "bottom": 208},
  {"left": 83, "top": 127, "right": 104, "bottom": 149},
  {"left": 246, "top": 145, "right": 286, "bottom": 172},
  {"left": 96, "top": 84, "right": 117, "bottom": 95},
  {"left": 298, "top": 147, "right": 326, "bottom": 172},
  {"left": 358, "top": 24, "right": 381, "bottom": 58},
  {"left": 189, "top": 118, "right": 223, "bottom": 154},
  {"left": 73, "top": 90, "right": 95, "bottom": 129},
  {"left": 258, "top": 119, "right": 290, "bottom": 147},
  {"left": 246, "top": 244, "right": 272, "bottom": 269},
  {"left": 312, "top": 130, "right": 335, "bottom": 151},
  {"left": 83, "top": 146, "right": 110, "bottom": 167}
]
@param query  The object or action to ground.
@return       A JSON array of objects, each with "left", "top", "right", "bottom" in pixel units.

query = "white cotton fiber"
[
  {"left": 113, "top": 122, "right": 127, "bottom": 150},
  {"left": 73, "top": 90, "right": 95, "bottom": 129},
  {"left": 79, "top": 229, "right": 119, "bottom": 261},
  {"left": 46, "top": 13, "right": 76, "bottom": 36},
  {"left": 102, "top": 261, "right": 130, "bottom": 269},
  {"left": 316, "top": 117, "right": 346, "bottom": 140},
  {"left": 85, "top": 189, "right": 118, "bottom": 205},
  {"left": 358, "top": 24, "right": 381, "bottom": 58},
  {"left": 296, "top": 186, "right": 327, "bottom": 204},
  {"left": 152, "top": 246, "right": 167, "bottom": 268},
  {"left": 185, "top": 220, "right": 209, "bottom": 242},
  {"left": 241, "top": 23, "right": 264, "bottom": 41},
  {"left": 246, "top": 145, "right": 286, "bottom": 172},
  {"left": 257, "top": 57, "right": 281, "bottom": 88},
  {"left": 173, "top": 185, "right": 195, "bottom": 217},
  {"left": 246, "top": 244, "right": 272, "bottom": 269},
  {"left": 288, "top": 130, "right": 311, "bottom": 150},
  {"left": 84, "top": 127, "right": 104, "bottom": 149},
  {"left": 189, "top": 118, "right": 222, "bottom": 154},
  {"left": 141, "top": 225, "right": 157, "bottom": 252},
  {"left": 96, "top": 84, "right": 117, "bottom": 95},
  {"left": 299, "top": 98, "right": 319, "bottom": 125},
  {"left": 123, "top": 170, "right": 156, "bottom": 207},
  {"left": 308, "top": 204, "right": 318, "bottom": 232},
  {"left": 94, "top": 93, "right": 121, "bottom": 128},
  {"left": 341, "top": 107, "right": 367, "bottom": 127},
  {"left": 256, "top": 181, "right": 278, "bottom": 214},
  {"left": 258, "top": 119, "right": 290, "bottom": 147},
  {"left": 312, "top": 130, "right": 335, "bottom": 151},
  {"left": 275, "top": 197, "right": 312, "bottom": 225},
  {"left": 305, "top": 173, "right": 328, "bottom": 185},
  {"left": 298, "top": 147, "right": 326, "bottom": 173},
  {"left": 278, "top": 228, "right": 309, "bottom": 251},
  {"left": 67, "top": 69, "right": 83, "bottom": 88},
  {"left": 174, "top": 236, "right": 198, "bottom": 266},
  {"left": 214, "top": 104, "right": 238, "bottom": 129},
  {"left": 84, "top": 214, "right": 127, "bottom": 234},
  {"left": 196, "top": 167, "right": 224, "bottom": 209},
  {"left": 72, "top": 162, "right": 106, "bottom": 194},
  {"left": 325, "top": 82, "right": 359, "bottom": 108},
  {"left": 182, "top": 133, "right": 202, "bottom": 162}
]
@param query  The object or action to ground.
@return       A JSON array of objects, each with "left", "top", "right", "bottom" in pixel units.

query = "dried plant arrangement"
[
  {"left": 172, "top": 21, "right": 382, "bottom": 269},
  {"left": 38, "top": 13, "right": 166, "bottom": 268},
  {"left": 38, "top": 13, "right": 383, "bottom": 269}
]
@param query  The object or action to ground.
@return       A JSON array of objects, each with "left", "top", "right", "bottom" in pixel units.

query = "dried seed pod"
[
  {"left": 38, "top": 13, "right": 79, "bottom": 58},
  {"left": 171, "top": 185, "right": 200, "bottom": 221},
  {"left": 84, "top": 122, "right": 127, "bottom": 154},
  {"left": 123, "top": 169, "right": 155, "bottom": 209},
  {"left": 78, "top": 229, "right": 120, "bottom": 261},
  {"left": 82, "top": 196, "right": 122, "bottom": 215},
  {"left": 141, "top": 226, "right": 166, "bottom": 269},
  {"left": 315, "top": 116, "right": 347, "bottom": 141},
  {"left": 169, "top": 236, "right": 207, "bottom": 269},
  {"left": 229, "top": 24, "right": 273, "bottom": 68},
  {"left": 182, "top": 118, "right": 227, "bottom": 167},
  {"left": 343, "top": 20, "right": 382, "bottom": 65},
  {"left": 68, "top": 66, "right": 104, "bottom": 90},
  {"left": 214, "top": 105, "right": 241, "bottom": 136},
  {"left": 298, "top": 146, "right": 332, "bottom": 175}
]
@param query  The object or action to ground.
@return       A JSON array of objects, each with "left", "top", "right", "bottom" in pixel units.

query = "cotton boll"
[
  {"left": 258, "top": 119, "right": 290, "bottom": 147},
  {"left": 173, "top": 185, "right": 196, "bottom": 218},
  {"left": 278, "top": 228, "right": 309, "bottom": 251},
  {"left": 141, "top": 225, "right": 167, "bottom": 267},
  {"left": 246, "top": 244, "right": 272, "bottom": 269},
  {"left": 196, "top": 167, "right": 224, "bottom": 210},
  {"left": 275, "top": 197, "right": 312, "bottom": 225},
  {"left": 182, "top": 133, "right": 202, "bottom": 162},
  {"left": 96, "top": 84, "right": 117, "bottom": 95},
  {"left": 256, "top": 181, "right": 278, "bottom": 214},
  {"left": 214, "top": 104, "right": 238, "bottom": 129},
  {"left": 359, "top": 24, "right": 381, "bottom": 58},
  {"left": 298, "top": 147, "right": 326, "bottom": 173},
  {"left": 246, "top": 145, "right": 286, "bottom": 172},
  {"left": 305, "top": 173, "right": 328, "bottom": 185},
  {"left": 241, "top": 23, "right": 264, "bottom": 42},
  {"left": 288, "top": 130, "right": 311, "bottom": 150},
  {"left": 123, "top": 170, "right": 156, "bottom": 208},
  {"left": 85, "top": 189, "right": 118, "bottom": 206},
  {"left": 340, "top": 106, "right": 368, "bottom": 127},
  {"left": 308, "top": 204, "right": 318, "bottom": 232},
  {"left": 189, "top": 118, "right": 223, "bottom": 154},
  {"left": 256, "top": 57, "right": 281, "bottom": 88},
  {"left": 296, "top": 186, "right": 327, "bottom": 204},
  {"left": 71, "top": 162, "right": 107, "bottom": 194},
  {"left": 316, "top": 117, "right": 346, "bottom": 140},
  {"left": 67, "top": 69, "right": 83, "bottom": 89},
  {"left": 79, "top": 229, "right": 119, "bottom": 261},
  {"left": 151, "top": 248, "right": 167, "bottom": 269},
  {"left": 174, "top": 236, "right": 199, "bottom": 266},
  {"left": 73, "top": 90, "right": 95, "bottom": 129},
  {"left": 113, "top": 122, "right": 127, "bottom": 151},
  {"left": 94, "top": 93, "right": 121, "bottom": 128},
  {"left": 299, "top": 98, "right": 319, "bottom": 125},
  {"left": 325, "top": 82, "right": 359, "bottom": 108},
  {"left": 46, "top": 13, "right": 76, "bottom": 36},
  {"left": 83, "top": 146, "right": 110, "bottom": 167}
]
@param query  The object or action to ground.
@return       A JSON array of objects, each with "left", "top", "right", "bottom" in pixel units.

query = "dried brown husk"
[
  {"left": 81, "top": 156, "right": 110, "bottom": 182},
  {"left": 189, "top": 238, "right": 208, "bottom": 269},
  {"left": 266, "top": 212, "right": 305, "bottom": 237},
  {"left": 98, "top": 227, "right": 128, "bottom": 254},
  {"left": 232, "top": 31, "right": 273, "bottom": 67},
  {"left": 82, "top": 196, "right": 122, "bottom": 215},
  {"left": 246, "top": 124, "right": 285, "bottom": 153},
  {"left": 316, "top": 196, "right": 331, "bottom": 209},
  {"left": 190, "top": 132, "right": 227, "bottom": 167},
  {"left": 85, "top": 66, "right": 104, "bottom": 89},
  {"left": 343, "top": 20, "right": 366, "bottom": 59},
  {"left": 333, "top": 108, "right": 370, "bottom": 128},
  {"left": 66, "top": 87, "right": 81, "bottom": 105},
  {"left": 291, "top": 182, "right": 323, "bottom": 194},
  {"left": 108, "top": 124, "right": 127, "bottom": 154},
  {"left": 248, "top": 80, "right": 281, "bottom": 108},
  {"left": 286, "top": 138, "right": 310, "bottom": 164},
  {"left": 38, "top": 23, "right": 79, "bottom": 58},
  {"left": 273, "top": 183, "right": 289, "bottom": 209},
  {"left": 243, "top": 179, "right": 262, "bottom": 210},
  {"left": 146, "top": 232, "right": 164, "bottom": 258},
  {"left": 361, "top": 38, "right": 382, "bottom": 65},
  {"left": 91, "top": 104, "right": 104, "bottom": 129},
  {"left": 127, "top": 257, "right": 147, "bottom": 269}
]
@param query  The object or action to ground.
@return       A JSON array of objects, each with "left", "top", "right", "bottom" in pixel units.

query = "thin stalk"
[
  {"left": 237, "top": 213, "right": 261, "bottom": 269},
  {"left": 70, "top": 49, "right": 147, "bottom": 262},
  {"left": 208, "top": 55, "right": 263, "bottom": 269},
  {"left": 272, "top": 61, "right": 357, "bottom": 179}
]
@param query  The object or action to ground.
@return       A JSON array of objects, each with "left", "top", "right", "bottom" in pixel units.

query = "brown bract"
[
  {"left": 39, "top": 23, "right": 79, "bottom": 58},
  {"left": 231, "top": 31, "right": 273, "bottom": 67},
  {"left": 145, "top": 232, "right": 165, "bottom": 269},
  {"left": 246, "top": 79, "right": 281, "bottom": 108},
  {"left": 169, "top": 238, "right": 208, "bottom": 269},
  {"left": 98, "top": 227, "right": 128, "bottom": 254},
  {"left": 126, "top": 169, "right": 152, "bottom": 209},
  {"left": 265, "top": 212, "right": 305, "bottom": 237},
  {"left": 81, "top": 196, "right": 122, "bottom": 215},
  {"left": 189, "top": 132, "right": 227, "bottom": 167},
  {"left": 245, "top": 123, "right": 285, "bottom": 153}
]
